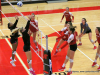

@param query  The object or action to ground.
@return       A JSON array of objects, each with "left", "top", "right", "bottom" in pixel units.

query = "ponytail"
[{"left": 69, "top": 26, "right": 77, "bottom": 33}]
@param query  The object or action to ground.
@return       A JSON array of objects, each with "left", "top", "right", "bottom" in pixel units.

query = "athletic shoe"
[
  {"left": 30, "top": 69, "right": 36, "bottom": 75},
  {"left": 10, "top": 60, "right": 16, "bottom": 67},
  {"left": 67, "top": 71, "right": 72, "bottom": 75},
  {"left": 10, "top": 57, "right": 16, "bottom": 61},
  {"left": 97, "top": 66, "right": 100, "bottom": 70},
  {"left": 54, "top": 50, "right": 58, "bottom": 55},
  {"left": 58, "top": 66, "right": 65, "bottom": 71},
  {"left": 92, "top": 62, "right": 97, "bottom": 67},
  {"left": 93, "top": 46, "right": 97, "bottom": 50},
  {"left": 77, "top": 43, "right": 82, "bottom": 46}
]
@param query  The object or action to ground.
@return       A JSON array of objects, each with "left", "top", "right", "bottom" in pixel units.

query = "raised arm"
[
  {"left": 57, "top": 31, "right": 68, "bottom": 40},
  {"left": 12, "top": 15, "right": 19, "bottom": 29},
  {"left": 25, "top": 20, "right": 30, "bottom": 32}
]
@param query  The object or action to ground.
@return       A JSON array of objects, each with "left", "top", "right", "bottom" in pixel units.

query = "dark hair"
[
  {"left": 31, "top": 13, "right": 35, "bottom": 16},
  {"left": 96, "top": 27, "right": 100, "bottom": 33},
  {"left": 8, "top": 23, "right": 11, "bottom": 29},
  {"left": 82, "top": 18, "right": 87, "bottom": 23},
  {"left": 69, "top": 26, "right": 77, "bottom": 33},
  {"left": 66, "top": 7, "right": 69, "bottom": 10},
  {"left": 67, "top": 22, "right": 73, "bottom": 26}
]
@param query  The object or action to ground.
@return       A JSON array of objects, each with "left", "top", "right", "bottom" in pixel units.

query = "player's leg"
[
  {"left": 33, "top": 32, "right": 38, "bottom": 49},
  {"left": 64, "top": 21, "right": 68, "bottom": 27},
  {"left": 57, "top": 39, "right": 64, "bottom": 50},
  {"left": 54, "top": 39, "right": 64, "bottom": 55},
  {"left": 92, "top": 44, "right": 100, "bottom": 67},
  {"left": 78, "top": 33, "right": 82, "bottom": 46},
  {"left": 67, "top": 50, "right": 75, "bottom": 75},
  {"left": 10, "top": 40, "right": 18, "bottom": 66},
  {"left": 25, "top": 51, "right": 32, "bottom": 69},
  {"left": 58, "top": 47, "right": 70, "bottom": 71},
  {"left": 67, "top": 44, "right": 77, "bottom": 75},
  {"left": 88, "top": 32, "right": 97, "bottom": 49},
  {"left": 24, "top": 46, "right": 36, "bottom": 75},
  {"left": 63, "top": 47, "right": 70, "bottom": 64},
  {"left": 59, "top": 41, "right": 68, "bottom": 51}
]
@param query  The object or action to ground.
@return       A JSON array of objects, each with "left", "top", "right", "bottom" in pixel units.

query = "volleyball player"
[
  {"left": 28, "top": 13, "right": 39, "bottom": 50},
  {"left": 60, "top": 7, "right": 74, "bottom": 27},
  {"left": 92, "top": 27, "right": 100, "bottom": 70},
  {"left": 8, "top": 15, "right": 19, "bottom": 66},
  {"left": 19, "top": 18, "right": 36, "bottom": 74},
  {"left": 58, "top": 26, "right": 77, "bottom": 75},
  {"left": 77, "top": 18, "right": 97, "bottom": 50},
  {"left": 54, "top": 22, "right": 72, "bottom": 55}
]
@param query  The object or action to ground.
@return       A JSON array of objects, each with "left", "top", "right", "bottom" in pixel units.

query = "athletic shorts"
[
  {"left": 70, "top": 44, "right": 77, "bottom": 51},
  {"left": 85, "top": 29, "right": 92, "bottom": 34},
  {"left": 10, "top": 38, "right": 18, "bottom": 44},
  {"left": 23, "top": 45, "right": 30, "bottom": 52},
  {"left": 65, "top": 21, "right": 71, "bottom": 24}
]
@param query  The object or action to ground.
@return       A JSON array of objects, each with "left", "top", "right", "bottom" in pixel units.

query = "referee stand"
[{"left": 43, "top": 35, "right": 52, "bottom": 75}]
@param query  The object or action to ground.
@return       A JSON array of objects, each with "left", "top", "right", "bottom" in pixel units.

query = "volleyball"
[{"left": 17, "top": 1, "right": 23, "bottom": 7}]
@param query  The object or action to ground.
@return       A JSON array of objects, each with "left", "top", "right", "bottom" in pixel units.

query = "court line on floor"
[
  {"left": 41, "top": 19, "right": 99, "bottom": 67},
  {"left": 0, "top": 29, "right": 31, "bottom": 75}
]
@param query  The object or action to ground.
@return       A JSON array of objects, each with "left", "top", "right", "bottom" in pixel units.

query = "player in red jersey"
[
  {"left": 58, "top": 26, "right": 77, "bottom": 75},
  {"left": 60, "top": 7, "right": 74, "bottom": 27},
  {"left": 54, "top": 22, "right": 73, "bottom": 55},
  {"left": 92, "top": 27, "right": 100, "bottom": 70},
  {"left": 28, "top": 13, "right": 39, "bottom": 49},
  {"left": 58, "top": 31, "right": 78, "bottom": 52}
]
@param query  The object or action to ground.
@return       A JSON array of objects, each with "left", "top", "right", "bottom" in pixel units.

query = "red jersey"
[
  {"left": 62, "top": 11, "right": 74, "bottom": 21},
  {"left": 74, "top": 31, "right": 78, "bottom": 36},
  {"left": 58, "top": 27, "right": 68, "bottom": 40},
  {"left": 96, "top": 33, "right": 100, "bottom": 44},
  {"left": 68, "top": 33, "right": 76, "bottom": 45},
  {"left": 29, "top": 20, "right": 38, "bottom": 33}
]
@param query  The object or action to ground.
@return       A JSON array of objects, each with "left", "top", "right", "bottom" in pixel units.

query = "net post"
[{"left": 46, "top": 35, "right": 48, "bottom": 50}]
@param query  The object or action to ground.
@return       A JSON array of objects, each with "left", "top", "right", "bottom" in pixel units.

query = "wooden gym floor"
[{"left": 0, "top": 0, "right": 100, "bottom": 75}]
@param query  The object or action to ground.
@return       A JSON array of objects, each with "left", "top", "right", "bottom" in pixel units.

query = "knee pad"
[
  {"left": 33, "top": 40, "right": 36, "bottom": 43},
  {"left": 12, "top": 51, "right": 16, "bottom": 54},
  {"left": 66, "top": 56, "right": 69, "bottom": 59},
  {"left": 96, "top": 53, "right": 99, "bottom": 56},
  {"left": 27, "top": 59, "right": 32, "bottom": 64},
  {"left": 90, "top": 39, "right": 94, "bottom": 43},
  {"left": 70, "top": 59, "right": 73, "bottom": 63},
  {"left": 99, "top": 54, "right": 100, "bottom": 58}
]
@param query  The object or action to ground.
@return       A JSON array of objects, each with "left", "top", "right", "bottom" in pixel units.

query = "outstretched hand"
[
  {"left": 15, "top": 15, "right": 19, "bottom": 20},
  {"left": 27, "top": 15, "right": 31, "bottom": 20}
]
